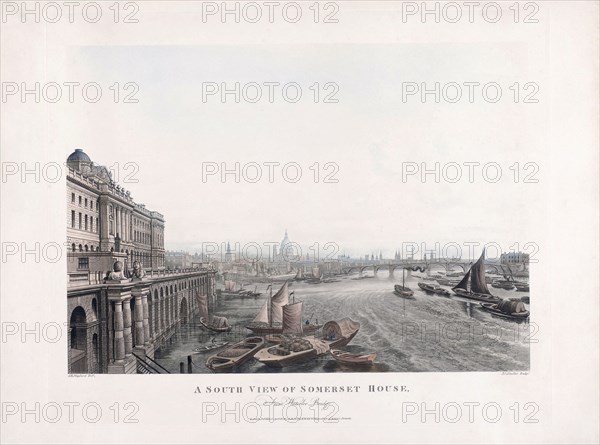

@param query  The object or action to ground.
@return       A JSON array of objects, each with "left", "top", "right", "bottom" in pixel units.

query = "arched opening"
[
  {"left": 91, "top": 298, "right": 98, "bottom": 319},
  {"left": 180, "top": 298, "right": 188, "bottom": 324},
  {"left": 69, "top": 306, "right": 88, "bottom": 373}
]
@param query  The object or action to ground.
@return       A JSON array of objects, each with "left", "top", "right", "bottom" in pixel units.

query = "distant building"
[{"left": 500, "top": 252, "right": 530, "bottom": 264}]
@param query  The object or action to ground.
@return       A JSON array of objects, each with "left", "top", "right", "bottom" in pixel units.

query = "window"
[
  {"left": 85, "top": 215, "right": 88, "bottom": 231},
  {"left": 71, "top": 210, "right": 75, "bottom": 228},
  {"left": 71, "top": 193, "right": 75, "bottom": 203},
  {"left": 78, "top": 213, "right": 82, "bottom": 229},
  {"left": 78, "top": 257, "right": 89, "bottom": 269},
  {"left": 84, "top": 198, "right": 88, "bottom": 207},
  {"left": 78, "top": 196, "right": 82, "bottom": 205},
  {"left": 96, "top": 218, "right": 98, "bottom": 233}
]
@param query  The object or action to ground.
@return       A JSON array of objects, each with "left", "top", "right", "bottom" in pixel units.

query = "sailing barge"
[
  {"left": 451, "top": 250, "right": 501, "bottom": 303},
  {"left": 245, "top": 282, "right": 321, "bottom": 334}
]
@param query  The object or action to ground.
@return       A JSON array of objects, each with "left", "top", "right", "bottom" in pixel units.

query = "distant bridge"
[
  {"left": 342, "top": 260, "right": 473, "bottom": 278},
  {"left": 342, "top": 260, "right": 527, "bottom": 278}
]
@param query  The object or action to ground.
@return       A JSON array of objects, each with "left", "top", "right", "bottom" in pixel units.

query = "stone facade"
[
  {"left": 66, "top": 148, "right": 165, "bottom": 272},
  {"left": 68, "top": 270, "right": 216, "bottom": 374},
  {"left": 65, "top": 148, "right": 216, "bottom": 374}
]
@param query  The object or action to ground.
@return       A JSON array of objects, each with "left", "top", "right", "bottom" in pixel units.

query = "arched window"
[
  {"left": 72, "top": 243, "right": 76, "bottom": 252},
  {"left": 78, "top": 244, "right": 83, "bottom": 252}
]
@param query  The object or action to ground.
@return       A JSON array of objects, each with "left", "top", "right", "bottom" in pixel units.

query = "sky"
[{"left": 52, "top": 41, "right": 544, "bottom": 260}]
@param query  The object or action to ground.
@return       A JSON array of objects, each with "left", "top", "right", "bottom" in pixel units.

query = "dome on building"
[
  {"left": 67, "top": 148, "right": 91, "bottom": 163},
  {"left": 280, "top": 229, "right": 291, "bottom": 252}
]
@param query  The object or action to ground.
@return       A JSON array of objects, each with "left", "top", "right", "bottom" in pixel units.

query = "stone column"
[
  {"left": 124, "top": 211, "right": 128, "bottom": 242},
  {"left": 68, "top": 327, "right": 73, "bottom": 373},
  {"left": 123, "top": 299, "right": 132, "bottom": 356},
  {"left": 114, "top": 301, "right": 125, "bottom": 361},
  {"left": 133, "top": 294, "right": 145, "bottom": 347},
  {"left": 115, "top": 206, "right": 120, "bottom": 239},
  {"left": 142, "top": 293, "right": 150, "bottom": 344}
]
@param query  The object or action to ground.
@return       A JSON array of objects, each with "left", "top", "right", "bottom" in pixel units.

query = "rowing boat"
[
  {"left": 205, "top": 337, "right": 265, "bottom": 372},
  {"left": 330, "top": 349, "right": 376, "bottom": 365}
]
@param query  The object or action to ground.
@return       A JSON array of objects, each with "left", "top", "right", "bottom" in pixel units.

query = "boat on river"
[
  {"left": 515, "top": 283, "right": 530, "bottom": 292},
  {"left": 246, "top": 282, "right": 321, "bottom": 334},
  {"left": 330, "top": 349, "right": 376, "bottom": 366},
  {"left": 205, "top": 337, "right": 265, "bottom": 372},
  {"left": 199, "top": 316, "right": 232, "bottom": 332},
  {"left": 254, "top": 318, "right": 360, "bottom": 368},
  {"left": 491, "top": 281, "right": 515, "bottom": 290},
  {"left": 480, "top": 299, "right": 530, "bottom": 322},
  {"left": 394, "top": 269, "right": 414, "bottom": 298},
  {"left": 437, "top": 278, "right": 461, "bottom": 287},
  {"left": 196, "top": 291, "right": 232, "bottom": 332},
  {"left": 418, "top": 282, "right": 451, "bottom": 296},
  {"left": 451, "top": 250, "right": 501, "bottom": 303},
  {"left": 193, "top": 341, "right": 229, "bottom": 353}
]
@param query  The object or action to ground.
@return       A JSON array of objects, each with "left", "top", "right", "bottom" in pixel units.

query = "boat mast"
[{"left": 267, "top": 283, "right": 273, "bottom": 326}]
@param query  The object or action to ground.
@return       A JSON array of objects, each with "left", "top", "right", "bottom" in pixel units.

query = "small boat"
[
  {"left": 394, "top": 269, "right": 414, "bottom": 298},
  {"left": 205, "top": 337, "right": 265, "bottom": 372},
  {"left": 480, "top": 299, "right": 530, "bottom": 322},
  {"left": 199, "top": 316, "right": 232, "bottom": 333},
  {"left": 515, "top": 283, "right": 530, "bottom": 292},
  {"left": 330, "top": 349, "right": 376, "bottom": 365},
  {"left": 491, "top": 281, "right": 515, "bottom": 290},
  {"left": 418, "top": 282, "right": 451, "bottom": 296},
  {"left": 520, "top": 296, "right": 530, "bottom": 304},
  {"left": 193, "top": 341, "right": 229, "bottom": 353},
  {"left": 446, "top": 272, "right": 463, "bottom": 277},
  {"left": 394, "top": 285, "right": 414, "bottom": 298},
  {"left": 196, "top": 290, "right": 232, "bottom": 332},
  {"left": 266, "top": 272, "right": 297, "bottom": 282},
  {"left": 437, "top": 278, "right": 460, "bottom": 287}
]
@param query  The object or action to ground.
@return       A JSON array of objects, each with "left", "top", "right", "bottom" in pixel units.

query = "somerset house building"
[
  {"left": 66, "top": 149, "right": 215, "bottom": 374},
  {"left": 66, "top": 148, "right": 165, "bottom": 272}
]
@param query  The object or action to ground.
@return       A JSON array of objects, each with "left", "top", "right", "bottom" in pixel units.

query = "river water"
[{"left": 154, "top": 272, "right": 530, "bottom": 373}]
